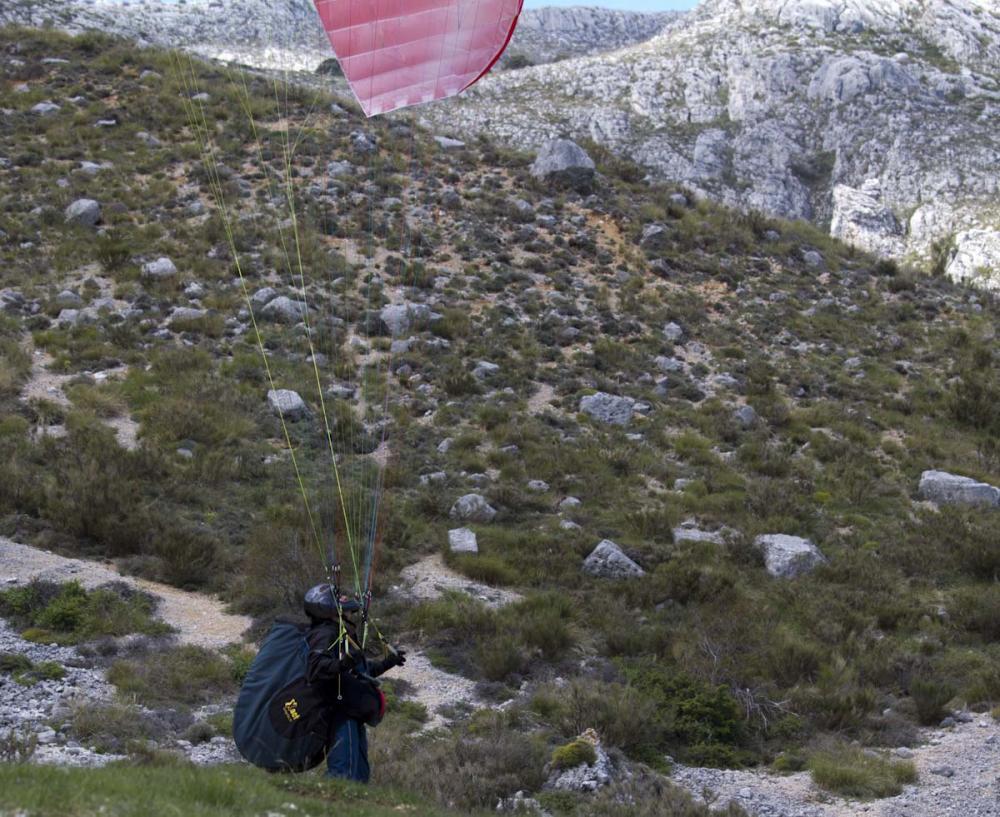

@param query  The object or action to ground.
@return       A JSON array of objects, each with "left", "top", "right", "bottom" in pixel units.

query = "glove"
[
  {"left": 338, "top": 647, "right": 360, "bottom": 672},
  {"left": 389, "top": 647, "right": 407, "bottom": 668}
]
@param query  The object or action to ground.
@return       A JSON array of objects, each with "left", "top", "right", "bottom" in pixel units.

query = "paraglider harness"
[{"left": 233, "top": 583, "right": 393, "bottom": 773}]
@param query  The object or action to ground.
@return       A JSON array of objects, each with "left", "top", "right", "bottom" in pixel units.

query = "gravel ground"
[
  {"left": 396, "top": 553, "right": 523, "bottom": 608},
  {"left": 672, "top": 718, "right": 1000, "bottom": 817}
]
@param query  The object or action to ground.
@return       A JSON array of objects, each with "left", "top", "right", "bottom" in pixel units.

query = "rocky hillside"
[
  {"left": 0, "top": 0, "right": 679, "bottom": 72},
  {"left": 422, "top": 0, "right": 1000, "bottom": 287},
  {"left": 502, "top": 5, "right": 684, "bottom": 65},
  {"left": 2, "top": 25, "right": 1000, "bottom": 817}
]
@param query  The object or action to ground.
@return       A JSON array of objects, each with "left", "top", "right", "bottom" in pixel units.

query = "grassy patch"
[
  {"left": 0, "top": 763, "right": 462, "bottom": 817},
  {"left": 809, "top": 745, "right": 917, "bottom": 798}
]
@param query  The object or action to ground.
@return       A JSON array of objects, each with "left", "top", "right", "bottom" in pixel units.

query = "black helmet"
[{"left": 304, "top": 584, "right": 360, "bottom": 621}]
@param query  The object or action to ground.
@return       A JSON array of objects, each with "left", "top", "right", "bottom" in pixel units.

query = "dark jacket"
[{"left": 305, "top": 619, "right": 395, "bottom": 683}]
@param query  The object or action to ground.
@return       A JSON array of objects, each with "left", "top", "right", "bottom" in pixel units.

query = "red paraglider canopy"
[{"left": 313, "top": 0, "right": 524, "bottom": 117}]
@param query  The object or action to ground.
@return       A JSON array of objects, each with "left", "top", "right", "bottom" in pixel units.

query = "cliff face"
[{"left": 419, "top": 0, "right": 1000, "bottom": 284}]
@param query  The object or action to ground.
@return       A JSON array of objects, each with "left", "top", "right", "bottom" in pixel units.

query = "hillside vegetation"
[{"left": 0, "top": 26, "right": 998, "bottom": 815}]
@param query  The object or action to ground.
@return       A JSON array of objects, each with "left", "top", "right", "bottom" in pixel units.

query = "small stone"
[
  {"left": 527, "top": 479, "right": 549, "bottom": 492},
  {"left": 734, "top": 405, "right": 758, "bottom": 428},
  {"left": 894, "top": 747, "right": 914, "bottom": 758},
  {"left": 250, "top": 287, "right": 278, "bottom": 308},
  {"left": 802, "top": 250, "right": 824, "bottom": 268},
  {"left": 558, "top": 496, "right": 581, "bottom": 510},
  {"left": 662, "top": 321, "right": 684, "bottom": 342},
  {"left": 434, "top": 135, "right": 465, "bottom": 150},
  {"left": 473, "top": 361, "right": 500, "bottom": 380},
  {"left": 31, "top": 101, "right": 61, "bottom": 115},
  {"left": 141, "top": 257, "right": 177, "bottom": 280},
  {"left": 64, "top": 199, "right": 101, "bottom": 227},
  {"left": 929, "top": 766, "right": 955, "bottom": 777},
  {"left": 449, "top": 494, "right": 497, "bottom": 523}
]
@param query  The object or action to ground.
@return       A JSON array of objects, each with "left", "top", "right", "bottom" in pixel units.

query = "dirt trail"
[
  {"left": 526, "top": 381, "right": 557, "bottom": 415},
  {"left": 20, "top": 345, "right": 140, "bottom": 451},
  {"left": 387, "top": 553, "right": 524, "bottom": 729},
  {"left": 0, "top": 537, "right": 251, "bottom": 648}
]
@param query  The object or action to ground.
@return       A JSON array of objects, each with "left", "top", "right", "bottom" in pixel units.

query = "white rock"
[
  {"left": 448, "top": 528, "right": 478, "bottom": 554},
  {"left": 945, "top": 230, "right": 1000, "bottom": 291},
  {"left": 267, "top": 389, "right": 307, "bottom": 421},
  {"left": 141, "top": 257, "right": 177, "bottom": 279},
  {"left": 754, "top": 534, "right": 826, "bottom": 578}
]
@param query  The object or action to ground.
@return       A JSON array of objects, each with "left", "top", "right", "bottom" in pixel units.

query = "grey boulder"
[
  {"left": 449, "top": 493, "right": 497, "bottom": 523},
  {"left": 582, "top": 540, "right": 644, "bottom": 579},
  {"left": 261, "top": 296, "right": 308, "bottom": 324},
  {"left": 918, "top": 470, "right": 1000, "bottom": 508},
  {"left": 267, "top": 389, "right": 308, "bottom": 421},
  {"left": 530, "top": 139, "right": 595, "bottom": 193},
  {"left": 579, "top": 392, "right": 635, "bottom": 426},
  {"left": 64, "top": 198, "right": 101, "bottom": 227}
]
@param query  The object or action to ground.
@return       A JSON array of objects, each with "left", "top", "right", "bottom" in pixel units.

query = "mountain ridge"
[{"left": 420, "top": 0, "right": 1000, "bottom": 286}]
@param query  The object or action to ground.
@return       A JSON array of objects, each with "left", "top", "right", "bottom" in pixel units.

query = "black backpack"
[{"left": 233, "top": 619, "right": 386, "bottom": 773}]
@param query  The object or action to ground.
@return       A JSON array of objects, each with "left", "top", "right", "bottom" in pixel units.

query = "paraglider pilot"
[{"left": 304, "top": 583, "right": 406, "bottom": 783}]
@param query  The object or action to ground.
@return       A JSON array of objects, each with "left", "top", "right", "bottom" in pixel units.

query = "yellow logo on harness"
[{"left": 283, "top": 698, "right": 301, "bottom": 722}]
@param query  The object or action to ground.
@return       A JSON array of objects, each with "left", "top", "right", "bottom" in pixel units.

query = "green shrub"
[
  {"left": 950, "top": 585, "right": 1000, "bottom": 641},
  {"left": 910, "top": 676, "right": 956, "bottom": 726},
  {"left": 809, "top": 745, "right": 917, "bottom": 798},
  {"left": 370, "top": 711, "right": 547, "bottom": 811},
  {"left": 551, "top": 738, "right": 597, "bottom": 770}
]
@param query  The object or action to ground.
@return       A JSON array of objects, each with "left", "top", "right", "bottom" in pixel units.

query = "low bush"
[
  {"left": 0, "top": 580, "right": 171, "bottom": 644},
  {"left": 70, "top": 702, "right": 164, "bottom": 754},
  {"left": 107, "top": 645, "right": 236, "bottom": 706},
  {"left": 370, "top": 711, "right": 547, "bottom": 811},
  {"left": 551, "top": 738, "right": 597, "bottom": 770}
]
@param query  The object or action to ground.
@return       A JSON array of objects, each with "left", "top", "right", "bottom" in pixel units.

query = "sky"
[{"left": 523, "top": 0, "right": 698, "bottom": 9}]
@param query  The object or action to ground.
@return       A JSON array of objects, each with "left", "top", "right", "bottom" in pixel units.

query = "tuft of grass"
[{"left": 809, "top": 745, "right": 917, "bottom": 798}]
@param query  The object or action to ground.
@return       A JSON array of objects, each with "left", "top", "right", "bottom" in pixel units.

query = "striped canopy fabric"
[{"left": 313, "top": 0, "right": 524, "bottom": 117}]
